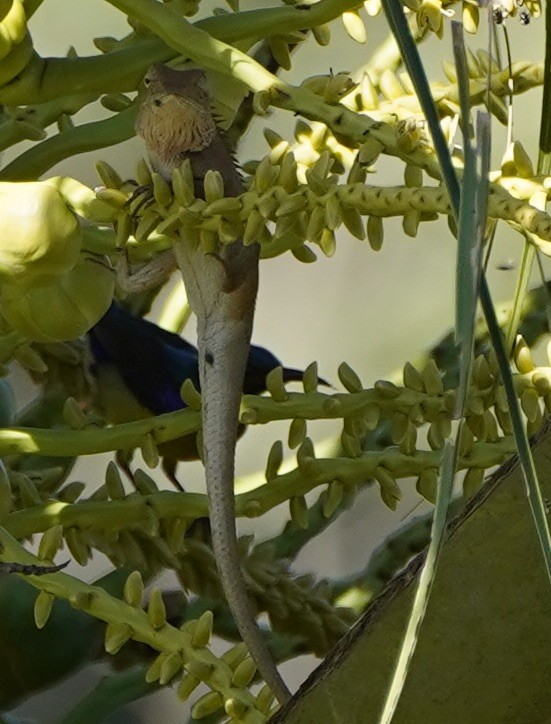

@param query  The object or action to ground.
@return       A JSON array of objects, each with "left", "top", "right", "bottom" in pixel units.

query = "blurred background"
[{"left": 5, "top": 0, "right": 546, "bottom": 720}]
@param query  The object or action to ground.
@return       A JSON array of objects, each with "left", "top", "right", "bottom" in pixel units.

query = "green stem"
[
  {"left": 0, "top": 107, "right": 137, "bottom": 181},
  {"left": 0, "top": 526, "right": 264, "bottom": 719},
  {"left": 0, "top": 0, "right": 362, "bottom": 106},
  {"left": 0, "top": 407, "right": 200, "bottom": 457},
  {"left": 5, "top": 437, "right": 516, "bottom": 539},
  {"left": 0, "top": 93, "right": 97, "bottom": 154}
]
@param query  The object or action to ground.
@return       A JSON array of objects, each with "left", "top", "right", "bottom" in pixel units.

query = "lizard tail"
[{"left": 197, "top": 313, "right": 292, "bottom": 705}]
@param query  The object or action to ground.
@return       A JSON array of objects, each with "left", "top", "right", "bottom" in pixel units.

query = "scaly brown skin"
[{"left": 135, "top": 64, "right": 291, "bottom": 704}]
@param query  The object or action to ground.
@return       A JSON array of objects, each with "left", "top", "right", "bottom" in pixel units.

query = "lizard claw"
[
  {"left": 1, "top": 559, "right": 69, "bottom": 575},
  {"left": 125, "top": 183, "right": 155, "bottom": 216}
]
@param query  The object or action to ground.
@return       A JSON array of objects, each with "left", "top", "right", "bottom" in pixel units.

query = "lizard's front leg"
[{"left": 114, "top": 248, "right": 178, "bottom": 298}]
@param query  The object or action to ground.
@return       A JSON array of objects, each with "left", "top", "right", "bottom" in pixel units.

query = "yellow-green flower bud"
[
  {"left": 231, "top": 656, "right": 257, "bottom": 688},
  {"left": 292, "top": 244, "right": 317, "bottom": 263},
  {"left": 288, "top": 418, "right": 306, "bottom": 449},
  {"left": 96, "top": 161, "right": 123, "bottom": 190},
  {"left": 221, "top": 641, "right": 248, "bottom": 669},
  {"left": 101, "top": 93, "right": 133, "bottom": 112},
  {"left": 416, "top": 468, "right": 437, "bottom": 503},
  {"left": 34, "top": 590, "right": 55, "bottom": 630},
  {"left": 367, "top": 216, "right": 384, "bottom": 250},
  {"left": 105, "top": 461, "right": 125, "bottom": 500},
  {"left": 38, "top": 524, "right": 64, "bottom": 562},
  {"left": 364, "top": 0, "right": 381, "bottom": 14},
  {"left": 191, "top": 610, "right": 213, "bottom": 648},
  {"left": 159, "top": 652, "right": 182, "bottom": 685},
  {"left": 399, "top": 420, "right": 417, "bottom": 455},
  {"left": 513, "top": 336, "right": 534, "bottom": 374},
  {"left": 290, "top": 495, "right": 309, "bottom": 529},
  {"left": 379, "top": 70, "right": 405, "bottom": 101},
  {"left": 266, "top": 366, "right": 289, "bottom": 402},
  {"left": 62, "top": 396, "right": 87, "bottom": 430},
  {"left": 521, "top": 387, "right": 540, "bottom": 423},
  {"left": 123, "top": 570, "right": 144, "bottom": 607},
  {"left": 313, "top": 24, "right": 331, "bottom": 46},
  {"left": 422, "top": 359, "right": 444, "bottom": 396},
  {"left": 65, "top": 527, "right": 90, "bottom": 566},
  {"left": 391, "top": 412, "right": 408, "bottom": 444},
  {"left": 0, "top": 182, "right": 81, "bottom": 288},
  {"left": 147, "top": 588, "right": 167, "bottom": 630},
  {"left": 364, "top": 403, "right": 380, "bottom": 430},
  {"left": 319, "top": 228, "right": 336, "bottom": 256},
  {"left": 1, "top": 253, "right": 114, "bottom": 343},
  {"left": 338, "top": 362, "right": 362, "bottom": 393},
  {"left": 302, "top": 362, "right": 318, "bottom": 392},
  {"left": 140, "top": 433, "right": 159, "bottom": 469},
  {"left": 342, "top": 10, "right": 367, "bottom": 43},
  {"left": 18, "top": 473, "right": 41, "bottom": 506},
  {"left": 152, "top": 172, "right": 173, "bottom": 207},
  {"left": 269, "top": 37, "right": 291, "bottom": 71},
  {"left": 462, "top": 1, "right": 479, "bottom": 33},
  {"left": 374, "top": 466, "right": 401, "bottom": 510},
  {"left": 265, "top": 440, "right": 283, "bottom": 482},
  {"left": 203, "top": 169, "right": 224, "bottom": 203},
  {"left": 256, "top": 684, "right": 276, "bottom": 714},
  {"left": 134, "top": 158, "right": 152, "bottom": 187},
  {"left": 57, "top": 481, "right": 85, "bottom": 503},
  {"left": 191, "top": 692, "right": 224, "bottom": 719},
  {"left": 341, "top": 205, "right": 365, "bottom": 240},
  {"left": 186, "top": 659, "right": 215, "bottom": 681},
  {"left": 177, "top": 673, "right": 201, "bottom": 701},
  {"left": 403, "top": 361, "right": 425, "bottom": 392},
  {"left": 225, "top": 698, "right": 249, "bottom": 719},
  {"left": 322, "top": 480, "right": 344, "bottom": 518},
  {"left": 145, "top": 652, "right": 166, "bottom": 683},
  {"left": 104, "top": 621, "right": 133, "bottom": 655}
]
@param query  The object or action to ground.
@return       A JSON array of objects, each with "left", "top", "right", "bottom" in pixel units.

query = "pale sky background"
[{"left": 7, "top": 1, "right": 547, "bottom": 722}]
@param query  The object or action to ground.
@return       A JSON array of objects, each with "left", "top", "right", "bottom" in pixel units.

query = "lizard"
[{"left": 135, "top": 63, "right": 292, "bottom": 704}]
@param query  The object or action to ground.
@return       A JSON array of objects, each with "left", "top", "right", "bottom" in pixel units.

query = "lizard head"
[
  {"left": 142, "top": 64, "right": 211, "bottom": 105},
  {"left": 136, "top": 63, "right": 217, "bottom": 160}
]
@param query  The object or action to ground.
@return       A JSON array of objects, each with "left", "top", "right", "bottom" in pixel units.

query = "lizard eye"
[{"left": 143, "top": 76, "right": 151, "bottom": 86}]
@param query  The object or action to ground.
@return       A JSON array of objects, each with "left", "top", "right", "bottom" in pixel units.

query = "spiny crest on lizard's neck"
[{"left": 136, "top": 63, "right": 218, "bottom": 161}]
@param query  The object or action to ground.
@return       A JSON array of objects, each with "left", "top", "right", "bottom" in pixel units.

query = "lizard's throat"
[{"left": 138, "top": 96, "right": 217, "bottom": 158}]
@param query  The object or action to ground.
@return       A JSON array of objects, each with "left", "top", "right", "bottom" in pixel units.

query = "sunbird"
[{"left": 88, "top": 302, "right": 314, "bottom": 485}]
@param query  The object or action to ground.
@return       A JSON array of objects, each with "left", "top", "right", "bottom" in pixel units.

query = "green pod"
[
  {"left": 191, "top": 691, "right": 224, "bottom": 719},
  {"left": 1, "top": 253, "right": 114, "bottom": 343},
  {"left": 265, "top": 440, "right": 284, "bottom": 482},
  {"left": 231, "top": 656, "right": 257, "bottom": 688},
  {"left": 191, "top": 610, "right": 213, "bottom": 648},
  {"left": 104, "top": 621, "right": 133, "bottom": 655},
  {"left": 0, "top": 0, "right": 27, "bottom": 47},
  {"left": 221, "top": 641, "right": 248, "bottom": 670},
  {"left": 34, "top": 590, "right": 55, "bottom": 630},
  {"left": 159, "top": 652, "right": 182, "bottom": 685},
  {"left": 147, "top": 588, "right": 166, "bottom": 630},
  {"left": 256, "top": 683, "right": 276, "bottom": 714},
  {"left": 225, "top": 698, "right": 249, "bottom": 719},
  {"left": 288, "top": 418, "right": 307, "bottom": 449},
  {"left": 177, "top": 673, "right": 201, "bottom": 701},
  {"left": 0, "top": 181, "right": 81, "bottom": 288}
]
